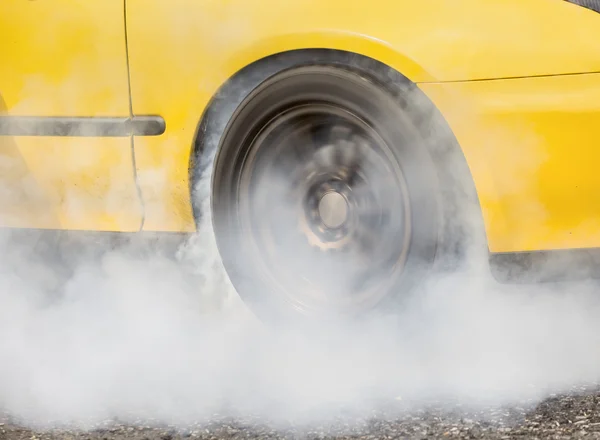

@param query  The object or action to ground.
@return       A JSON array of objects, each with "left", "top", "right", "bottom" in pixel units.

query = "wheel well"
[
  {"left": 190, "top": 49, "right": 414, "bottom": 184},
  {"left": 189, "top": 48, "right": 485, "bottom": 254}
]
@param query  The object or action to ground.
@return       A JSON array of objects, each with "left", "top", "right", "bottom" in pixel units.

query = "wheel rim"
[
  {"left": 211, "top": 65, "right": 442, "bottom": 317},
  {"left": 236, "top": 102, "right": 412, "bottom": 314}
]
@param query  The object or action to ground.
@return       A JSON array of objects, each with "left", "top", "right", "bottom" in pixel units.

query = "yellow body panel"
[
  {"left": 420, "top": 74, "right": 600, "bottom": 253},
  {"left": 0, "top": 0, "right": 142, "bottom": 231},
  {"left": 4, "top": 0, "right": 600, "bottom": 253},
  {"left": 125, "top": 0, "right": 600, "bottom": 252}
]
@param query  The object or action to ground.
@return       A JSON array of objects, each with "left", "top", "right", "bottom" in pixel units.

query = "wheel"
[{"left": 192, "top": 50, "right": 483, "bottom": 324}]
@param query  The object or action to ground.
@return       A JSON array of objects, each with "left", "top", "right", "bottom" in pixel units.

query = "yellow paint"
[
  {"left": 420, "top": 73, "right": 600, "bottom": 253},
  {"left": 4, "top": 0, "right": 600, "bottom": 253},
  {"left": 125, "top": 0, "right": 600, "bottom": 244},
  {"left": 0, "top": 0, "right": 142, "bottom": 231}
]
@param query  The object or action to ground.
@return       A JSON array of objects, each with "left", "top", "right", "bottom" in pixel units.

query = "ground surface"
[
  {"left": 3, "top": 232, "right": 600, "bottom": 439},
  {"left": 4, "top": 387, "right": 600, "bottom": 439}
]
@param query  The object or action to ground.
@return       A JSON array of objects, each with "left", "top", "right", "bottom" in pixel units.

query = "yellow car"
[{"left": 2, "top": 0, "right": 600, "bottom": 321}]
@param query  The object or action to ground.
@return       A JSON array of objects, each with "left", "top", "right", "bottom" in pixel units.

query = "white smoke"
[
  {"left": 0, "top": 147, "right": 599, "bottom": 434},
  {"left": 1, "top": 64, "right": 600, "bottom": 436}
]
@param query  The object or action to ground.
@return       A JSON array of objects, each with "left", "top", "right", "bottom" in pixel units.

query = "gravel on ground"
[{"left": 4, "top": 386, "right": 600, "bottom": 439}]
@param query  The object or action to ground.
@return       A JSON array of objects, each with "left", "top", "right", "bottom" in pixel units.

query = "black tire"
[{"left": 191, "top": 49, "right": 484, "bottom": 325}]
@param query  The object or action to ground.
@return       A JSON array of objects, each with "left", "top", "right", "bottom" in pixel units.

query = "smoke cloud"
[
  {"left": 1, "top": 72, "right": 600, "bottom": 438},
  {"left": 2, "top": 216, "right": 600, "bottom": 433}
]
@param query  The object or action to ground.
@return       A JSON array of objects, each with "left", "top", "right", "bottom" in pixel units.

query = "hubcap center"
[{"left": 318, "top": 191, "right": 348, "bottom": 229}]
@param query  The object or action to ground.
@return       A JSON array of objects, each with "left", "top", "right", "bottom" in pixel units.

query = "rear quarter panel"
[{"left": 420, "top": 74, "right": 600, "bottom": 253}]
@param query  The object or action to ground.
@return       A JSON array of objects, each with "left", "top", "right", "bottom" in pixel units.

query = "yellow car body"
[{"left": 1, "top": 0, "right": 600, "bottom": 256}]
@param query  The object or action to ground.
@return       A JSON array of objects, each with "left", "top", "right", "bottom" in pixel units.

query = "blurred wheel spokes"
[{"left": 238, "top": 102, "right": 411, "bottom": 311}]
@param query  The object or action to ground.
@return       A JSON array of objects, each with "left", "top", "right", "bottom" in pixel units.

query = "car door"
[{"left": 0, "top": 0, "right": 142, "bottom": 232}]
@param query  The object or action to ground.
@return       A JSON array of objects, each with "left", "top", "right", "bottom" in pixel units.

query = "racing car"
[{"left": 1, "top": 0, "right": 600, "bottom": 322}]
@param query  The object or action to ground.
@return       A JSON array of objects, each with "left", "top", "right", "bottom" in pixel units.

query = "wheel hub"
[
  {"left": 318, "top": 191, "right": 347, "bottom": 229},
  {"left": 302, "top": 178, "right": 354, "bottom": 250},
  {"left": 237, "top": 103, "right": 412, "bottom": 312}
]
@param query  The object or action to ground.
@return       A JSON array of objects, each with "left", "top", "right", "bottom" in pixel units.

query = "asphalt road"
[{"left": 4, "top": 386, "right": 600, "bottom": 439}]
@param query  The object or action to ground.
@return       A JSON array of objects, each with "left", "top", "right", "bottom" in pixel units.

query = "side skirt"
[
  {"left": 3, "top": 229, "right": 600, "bottom": 285},
  {"left": 490, "top": 248, "right": 600, "bottom": 283}
]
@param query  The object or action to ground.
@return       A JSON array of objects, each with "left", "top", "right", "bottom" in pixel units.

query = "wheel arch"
[
  {"left": 188, "top": 42, "right": 425, "bottom": 213},
  {"left": 190, "top": 47, "right": 484, "bottom": 234},
  {"left": 189, "top": 33, "right": 438, "bottom": 196},
  {"left": 216, "top": 31, "right": 438, "bottom": 84},
  {"left": 188, "top": 30, "right": 439, "bottom": 185}
]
